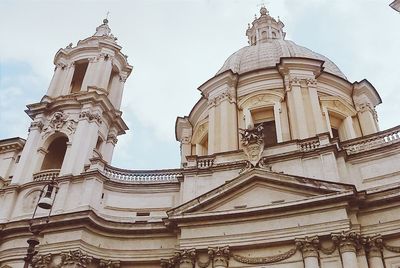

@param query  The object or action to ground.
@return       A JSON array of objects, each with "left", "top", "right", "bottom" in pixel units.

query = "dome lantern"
[{"left": 246, "top": 6, "right": 286, "bottom": 45}]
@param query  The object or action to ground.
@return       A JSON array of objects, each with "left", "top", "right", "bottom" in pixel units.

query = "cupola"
[{"left": 246, "top": 6, "right": 286, "bottom": 45}]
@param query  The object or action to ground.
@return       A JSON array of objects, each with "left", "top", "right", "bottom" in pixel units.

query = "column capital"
[
  {"left": 29, "top": 121, "right": 44, "bottom": 132},
  {"left": 208, "top": 246, "right": 230, "bottom": 268},
  {"left": 331, "top": 230, "right": 362, "bottom": 253},
  {"left": 161, "top": 249, "right": 197, "bottom": 268},
  {"left": 295, "top": 236, "right": 319, "bottom": 258},
  {"left": 363, "top": 234, "right": 383, "bottom": 258}
]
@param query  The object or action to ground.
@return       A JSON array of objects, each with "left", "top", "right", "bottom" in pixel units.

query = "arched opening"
[{"left": 41, "top": 136, "right": 68, "bottom": 171}]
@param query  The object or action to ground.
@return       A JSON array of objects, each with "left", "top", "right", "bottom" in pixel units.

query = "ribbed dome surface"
[{"left": 216, "top": 39, "right": 346, "bottom": 80}]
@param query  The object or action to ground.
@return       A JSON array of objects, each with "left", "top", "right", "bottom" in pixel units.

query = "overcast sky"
[{"left": 0, "top": 0, "right": 399, "bottom": 170}]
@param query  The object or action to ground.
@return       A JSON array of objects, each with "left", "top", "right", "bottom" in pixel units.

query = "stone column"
[
  {"left": 62, "top": 109, "right": 101, "bottom": 175},
  {"left": 287, "top": 78, "right": 308, "bottom": 139},
  {"left": 208, "top": 246, "right": 230, "bottom": 268},
  {"left": 12, "top": 121, "right": 44, "bottom": 184},
  {"left": 243, "top": 108, "right": 254, "bottom": 129},
  {"left": 208, "top": 99, "right": 217, "bottom": 154},
  {"left": 295, "top": 236, "right": 320, "bottom": 268},
  {"left": 364, "top": 235, "right": 384, "bottom": 268},
  {"left": 47, "top": 63, "right": 65, "bottom": 97},
  {"left": 108, "top": 75, "right": 126, "bottom": 110},
  {"left": 102, "top": 133, "right": 118, "bottom": 164},
  {"left": 322, "top": 106, "right": 333, "bottom": 137},
  {"left": 343, "top": 116, "right": 357, "bottom": 140},
  {"left": 307, "top": 79, "right": 325, "bottom": 135},
  {"left": 332, "top": 231, "right": 360, "bottom": 268},
  {"left": 273, "top": 102, "right": 283, "bottom": 142},
  {"left": 60, "top": 63, "right": 75, "bottom": 95},
  {"left": 80, "top": 57, "right": 97, "bottom": 92},
  {"left": 219, "top": 89, "right": 238, "bottom": 152},
  {"left": 93, "top": 54, "right": 113, "bottom": 90},
  {"left": 356, "top": 103, "right": 379, "bottom": 135}
]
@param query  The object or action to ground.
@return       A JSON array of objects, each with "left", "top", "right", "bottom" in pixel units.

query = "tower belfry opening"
[
  {"left": 40, "top": 136, "right": 68, "bottom": 171},
  {"left": 70, "top": 60, "right": 89, "bottom": 93}
]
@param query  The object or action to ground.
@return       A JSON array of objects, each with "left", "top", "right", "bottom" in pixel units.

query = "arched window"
[{"left": 40, "top": 136, "right": 68, "bottom": 170}]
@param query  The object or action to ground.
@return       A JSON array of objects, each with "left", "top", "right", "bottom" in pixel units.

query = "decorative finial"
[
  {"left": 103, "top": 11, "right": 110, "bottom": 24},
  {"left": 260, "top": 6, "right": 268, "bottom": 15}
]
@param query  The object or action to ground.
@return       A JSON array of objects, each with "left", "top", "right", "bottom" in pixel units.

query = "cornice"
[
  {"left": 0, "top": 137, "right": 25, "bottom": 154},
  {"left": 25, "top": 92, "right": 128, "bottom": 134}
]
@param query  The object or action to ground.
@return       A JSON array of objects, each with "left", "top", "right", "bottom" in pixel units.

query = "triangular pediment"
[{"left": 168, "top": 169, "right": 355, "bottom": 217}]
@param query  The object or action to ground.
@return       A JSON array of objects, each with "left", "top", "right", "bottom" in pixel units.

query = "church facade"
[{"left": 1, "top": 7, "right": 400, "bottom": 268}]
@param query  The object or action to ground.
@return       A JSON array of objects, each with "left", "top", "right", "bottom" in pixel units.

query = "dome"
[
  {"left": 216, "top": 7, "right": 347, "bottom": 80},
  {"left": 216, "top": 39, "right": 347, "bottom": 79}
]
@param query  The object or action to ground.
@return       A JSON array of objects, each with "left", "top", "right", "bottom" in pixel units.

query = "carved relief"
[
  {"left": 331, "top": 230, "right": 362, "bottom": 253},
  {"left": 32, "top": 253, "right": 52, "bottom": 268},
  {"left": 240, "top": 124, "right": 264, "bottom": 167},
  {"left": 106, "top": 134, "right": 118, "bottom": 145},
  {"left": 161, "top": 249, "right": 196, "bottom": 268},
  {"left": 59, "top": 250, "right": 93, "bottom": 267},
  {"left": 42, "top": 111, "right": 77, "bottom": 138},
  {"left": 99, "top": 259, "right": 121, "bottom": 268},
  {"left": 363, "top": 234, "right": 383, "bottom": 258},
  {"left": 208, "top": 246, "right": 230, "bottom": 268},
  {"left": 30, "top": 121, "right": 44, "bottom": 132},
  {"left": 207, "top": 89, "right": 235, "bottom": 107},
  {"left": 79, "top": 111, "right": 102, "bottom": 124},
  {"left": 232, "top": 246, "right": 298, "bottom": 264},
  {"left": 295, "top": 236, "right": 320, "bottom": 258}
]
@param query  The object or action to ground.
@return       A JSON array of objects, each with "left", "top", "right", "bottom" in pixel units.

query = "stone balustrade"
[
  {"left": 341, "top": 125, "right": 400, "bottom": 155},
  {"left": 197, "top": 156, "right": 215, "bottom": 169},
  {"left": 297, "top": 138, "right": 321, "bottom": 152},
  {"left": 102, "top": 166, "right": 182, "bottom": 183},
  {"left": 32, "top": 169, "right": 60, "bottom": 182}
]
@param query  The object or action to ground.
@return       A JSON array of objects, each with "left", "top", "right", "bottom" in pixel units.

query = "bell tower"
[{"left": 12, "top": 19, "right": 133, "bottom": 184}]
